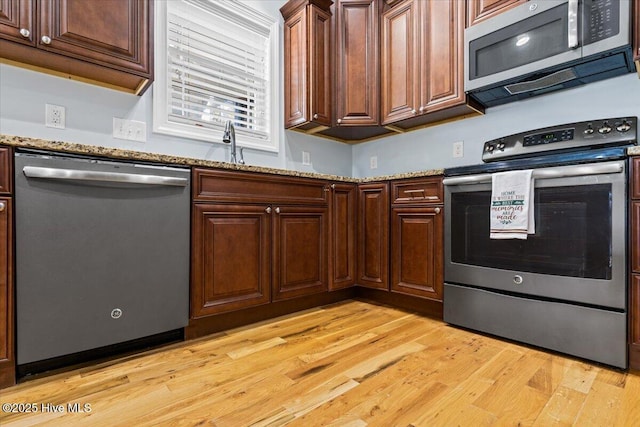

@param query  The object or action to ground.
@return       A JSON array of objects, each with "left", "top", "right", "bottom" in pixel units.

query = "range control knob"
[
  {"left": 583, "top": 124, "right": 594, "bottom": 135},
  {"left": 616, "top": 120, "right": 631, "bottom": 133},
  {"left": 598, "top": 122, "right": 612, "bottom": 134}
]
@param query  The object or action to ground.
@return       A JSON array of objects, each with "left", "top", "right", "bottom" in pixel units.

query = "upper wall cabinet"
[
  {"left": 0, "top": 0, "right": 152, "bottom": 95},
  {"left": 634, "top": 0, "right": 639, "bottom": 69},
  {"left": 380, "top": 0, "right": 483, "bottom": 129},
  {"left": 466, "top": 0, "right": 527, "bottom": 27},
  {"left": 281, "top": 0, "right": 333, "bottom": 131}
]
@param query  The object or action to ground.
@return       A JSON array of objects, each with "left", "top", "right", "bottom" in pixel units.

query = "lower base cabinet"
[
  {"left": 0, "top": 197, "right": 14, "bottom": 388},
  {"left": 191, "top": 204, "right": 272, "bottom": 317},
  {"left": 390, "top": 205, "right": 443, "bottom": 301}
]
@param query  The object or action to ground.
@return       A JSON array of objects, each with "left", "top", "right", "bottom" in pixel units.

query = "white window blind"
[{"left": 154, "top": 0, "right": 279, "bottom": 152}]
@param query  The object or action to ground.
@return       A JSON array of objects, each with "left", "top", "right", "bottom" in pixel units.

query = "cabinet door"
[
  {"left": 631, "top": 274, "right": 640, "bottom": 368},
  {"left": 357, "top": 183, "right": 389, "bottom": 289},
  {"left": 38, "top": 0, "right": 150, "bottom": 75},
  {"left": 467, "top": 0, "right": 527, "bottom": 27},
  {"left": 191, "top": 204, "right": 271, "bottom": 317},
  {"left": 272, "top": 206, "right": 328, "bottom": 301},
  {"left": 391, "top": 206, "right": 443, "bottom": 301},
  {"left": 283, "top": 4, "right": 331, "bottom": 128},
  {"left": 0, "top": 0, "right": 34, "bottom": 45},
  {"left": 0, "top": 197, "right": 14, "bottom": 388},
  {"left": 0, "top": 148, "right": 11, "bottom": 195},
  {"left": 335, "top": 0, "right": 379, "bottom": 126},
  {"left": 633, "top": 201, "right": 640, "bottom": 274},
  {"left": 419, "top": 0, "right": 465, "bottom": 113},
  {"left": 380, "top": 0, "right": 418, "bottom": 124},
  {"left": 634, "top": 0, "right": 639, "bottom": 62},
  {"left": 329, "top": 183, "right": 357, "bottom": 290}
]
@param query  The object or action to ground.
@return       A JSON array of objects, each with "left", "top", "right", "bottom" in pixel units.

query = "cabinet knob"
[
  {"left": 19, "top": 28, "right": 30, "bottom": 38},
  {"left": 331, "top": 183, "right": 336, "bottom": 189},
  {"left": 265, "top": 206, "right": 272, "bottom": 214},
  {"left": 275, "top": 207, "right": 280, "bottom": 214},
  {"left": 41, "top": 35, "right": 52, "bottom": 44},
  {"left": 434, "top": 207, "right": 441, "bottom": 214},
  {"left": 313, "top": 113, "right": 318, "bottom": 119},
  {"left": 0, "top": 202, "right": 5, "bottom": 212},
  {"left": 337, "top": 119, "right": 342, "bottom": 125},
  {"left": 419, "top": 106, "right": 425, "bottom": 113}
]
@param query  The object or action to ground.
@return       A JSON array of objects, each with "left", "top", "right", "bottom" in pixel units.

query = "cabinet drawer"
[
  {"left": 632, "top": 157, "right": 640, "bottom": 200},
  {"left": 391, "top": 176, "right": 443, "bottom": 205},
  {"left": 193, "top": 168, "right": 329, "bottom": 205},
  {"left": 0, "top": 148, "right": 12, "bottom": 195}
]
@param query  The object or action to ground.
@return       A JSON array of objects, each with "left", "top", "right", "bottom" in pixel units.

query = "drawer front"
[
  {"left": 193, "top": 168, "right": 329, "bottom": 205},
  {"left": 391, "top": 176, "right": 443, "bottom": 205},
  {"left": 0, "top": 148, "right": 12, "bottom": 195}
]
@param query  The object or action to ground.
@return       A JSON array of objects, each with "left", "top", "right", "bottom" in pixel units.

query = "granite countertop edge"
[
  {"left": 0, "top": 135, "right": 444, "bottom": 182},
  {"left": 628, "top": 145, "right": 640, "bottom": 156}
]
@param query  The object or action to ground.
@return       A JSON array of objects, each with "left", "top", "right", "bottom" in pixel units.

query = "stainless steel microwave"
[{"left": 464, "top": 0, "right": 635, "bottom": 107}]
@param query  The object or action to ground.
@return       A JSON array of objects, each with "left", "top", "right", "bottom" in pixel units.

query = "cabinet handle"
[
  {"left": 337, "top": 119, "right": 342, "bottom": 125},
  {"left": 275, "top": 207, "right": 280, "bottom": 214},
  {"left": 265, "top": 206, "right": 272, "bottom": 214},
  {"left": 434, "top": 207, "right": 441, "bottom": 214},
  {"left": 419, "top": 106, "right": 425, "bottom": 113},
  {"left": 19, "top": 28, "right": 30, "bottom": 38},
  {"left": 313, "top": 113, "right": 318, "bottom": 119},
  {"left": 41, "top": 35, "right": 52, "bottom": 44},
  {"left": 0, "top": 202, "right": 5, "bottom": 212},
  {"left": 411, "top": 109, "right": 417, "bottom": 115},
  {"left": 331, "top": 183, "right": 336, "bottom": 189}
]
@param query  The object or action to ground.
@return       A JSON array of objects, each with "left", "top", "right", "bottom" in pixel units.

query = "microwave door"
[
  {"left": 581, "top": 0, "right": 631, "bottom": 58},
  {"left": 465, "top": 0, "right": 582, "bottom": 93}
]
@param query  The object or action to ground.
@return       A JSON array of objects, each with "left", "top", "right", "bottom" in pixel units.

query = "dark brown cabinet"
[
  {"left": 272, "top": 206, "right": 328, "bottom": 300},
  {"left": 466, "top": 0, "right": 527, "bottom": 27},
  {"left": 634, "top": 0, "right": 639, "bottom": 67},
  {"left": 390, "top": 177, "right": 443, "bottom": 301},
  {"left": 357, "top": 182, "right": 389, "bottom": 289},
  {"left": 281, "top": 0, "right": 333, "bottom": 131},
  {"left": 380, "top": 0, "right": 482, "bottom": 128},
  {"left": 191, "top": 204, "right": 271, "bottom": 317},
  {"left": 191, "top": 168, "right": 329, "bottom": 317},
  {"left": 328, "top": 182, "right": 357, "bottom": 290},
  {"left": 333, "top": 0, "right": 379, "bottom": 126},
  {"left": 0, "top": 0, "right": 152, "bottom": 95},
  {"left": 0, "top": 147, "right": 13, "bottom": 389},
  {"left": 631, "top": 156, "right": 640, "bottom": 370}
]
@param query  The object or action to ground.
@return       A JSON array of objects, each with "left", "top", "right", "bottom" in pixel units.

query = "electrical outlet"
[
  {"left": 370, "top": 155, "right": 378, "bottom": 169},
  {"left": 302, "top": 151, "right": 311, "bottom": 165},
  {"left": 453, "top": 141, "right": 464, "bottom": 158},
  {"left": 113, "top": 118, "right": 147, "bottom": 142},
  {"left": 46, "top": 104, "right": 65, "bottom": 129}
]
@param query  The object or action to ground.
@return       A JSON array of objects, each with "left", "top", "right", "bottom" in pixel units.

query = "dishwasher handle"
[{"left": 23, "top": 166, "right": 189, "bottom": 187}]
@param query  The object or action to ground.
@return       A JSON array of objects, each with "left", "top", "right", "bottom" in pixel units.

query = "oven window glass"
[
  {"left": 450, "top": 184, "right": 611, "bottom": 279},
  {"left": 469, "top": 4, "right": 569, "bottom": 80}
]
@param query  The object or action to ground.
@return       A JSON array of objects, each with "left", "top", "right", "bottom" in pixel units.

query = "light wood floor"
[{"left": 1, "top": 300, "right": 639, "bottom": 426}]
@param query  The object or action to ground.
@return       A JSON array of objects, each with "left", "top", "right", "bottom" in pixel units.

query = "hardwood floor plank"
[{"left": 1, "top": 300, "right": 639, "bottom": 427}]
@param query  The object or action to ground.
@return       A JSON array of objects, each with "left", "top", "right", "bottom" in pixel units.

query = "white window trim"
[{"left": 153, "top": 0, "right": 281, "bottom": 153}]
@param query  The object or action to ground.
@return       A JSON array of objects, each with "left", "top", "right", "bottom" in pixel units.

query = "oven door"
[{"left": 443, "top": 160, "right": 626, "bottom": 310}]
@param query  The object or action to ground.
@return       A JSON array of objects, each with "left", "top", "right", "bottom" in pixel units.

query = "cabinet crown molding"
[{"left": 280, "top": 0, "right": 333, "bottom": 19}]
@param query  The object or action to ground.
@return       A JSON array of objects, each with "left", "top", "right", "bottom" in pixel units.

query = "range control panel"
[{"left": 482, "top": 117, "right": 637, "bottom": 162}]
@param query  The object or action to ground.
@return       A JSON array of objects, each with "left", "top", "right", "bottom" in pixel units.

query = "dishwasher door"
[{"left": 14, "top": 151, "right": 191, "bottom": 365}]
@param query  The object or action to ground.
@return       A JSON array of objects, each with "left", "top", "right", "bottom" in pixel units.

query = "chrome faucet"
[{"left": 222, "top": 120, "right": 245, "bottom": 165}]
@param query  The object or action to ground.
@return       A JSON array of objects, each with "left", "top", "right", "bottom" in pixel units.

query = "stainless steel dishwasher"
[{"left": 14, "top": 150, "right": 191, "bottom": 371}]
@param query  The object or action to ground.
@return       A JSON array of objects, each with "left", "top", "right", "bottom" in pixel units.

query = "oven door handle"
[{"left": 443, "top": 163, "right": 623, "bottom": 186}]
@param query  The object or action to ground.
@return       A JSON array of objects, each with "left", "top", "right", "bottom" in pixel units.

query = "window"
[{"left": 154, "top": 0, "right": 280, "bottom": 152}]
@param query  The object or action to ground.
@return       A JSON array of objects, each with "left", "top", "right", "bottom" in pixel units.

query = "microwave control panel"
[
  {"left": 482, "top": 117, "right": 637, "bottom": 162},
  {"left": 584, "top": 0, "right": 620, "bottom": 46}
]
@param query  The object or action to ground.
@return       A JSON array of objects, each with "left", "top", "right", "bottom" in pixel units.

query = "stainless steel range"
[{"left": 443, "top": 117, "right": 637, "bottom": 368}]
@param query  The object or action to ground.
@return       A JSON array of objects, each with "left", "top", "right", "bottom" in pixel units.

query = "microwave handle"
[{"left": 568, "top": 0, "right": 579, "bottom": 49}]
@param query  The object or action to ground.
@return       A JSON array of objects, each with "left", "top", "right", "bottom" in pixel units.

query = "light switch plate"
[
  {"left": 302, "top": 151, "right": 311, "bottom": 165},
  {"left": 453, "top": 141, "right": 464, "bottom": 158},
  {"left": 113, "top": 118, "right": 147, "bottom": 142},
  {"left": 370, "top": 156, "right": 378, "bottom": 169}
]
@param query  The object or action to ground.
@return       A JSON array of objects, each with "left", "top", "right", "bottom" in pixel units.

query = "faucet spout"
[{"left": 222, "top": 120, "right": 244, "bottom": 165}]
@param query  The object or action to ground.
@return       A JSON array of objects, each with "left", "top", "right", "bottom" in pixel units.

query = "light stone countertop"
[
  {"left": 628, "top": 145, "right": 640, "bottom": 156},
  {"left": 0, "top": 134, "right": 444, "bottom": 182}
]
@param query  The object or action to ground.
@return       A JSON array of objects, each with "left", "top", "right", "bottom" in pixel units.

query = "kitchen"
[{"left": 1, "top": 0, "right": 640, "bottom": 425}]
